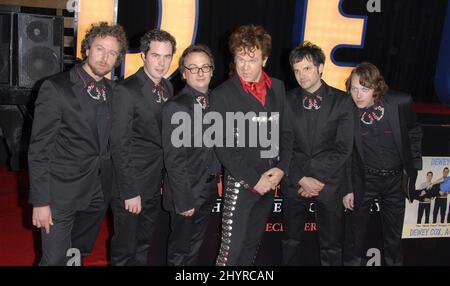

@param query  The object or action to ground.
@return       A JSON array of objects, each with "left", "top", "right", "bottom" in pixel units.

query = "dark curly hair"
[
  {"left": 345, "top": 62, "right": 389, "bottom": 104},
  {"left": 80, "top": 22, "right": 128, "bottom": 67},
  {"left": 229, "top": 25, "right": 272, "bottom": 59},
  {"left": 140, "top": 29, "right": 176, "bottom": 56},
  {"left": 289, "top": 41, "right": 325, "bottom": 68}
]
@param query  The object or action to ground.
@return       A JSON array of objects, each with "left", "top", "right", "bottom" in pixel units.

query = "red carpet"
[
  {"left": 0, "top": 166, "right": 109, "bottom": 266},
  {"left": 0, "top": 101, "right": 448, "bottom": 266}
]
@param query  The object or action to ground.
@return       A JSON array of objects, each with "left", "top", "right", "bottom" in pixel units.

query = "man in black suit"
[
  {"left": 282, "top": 42, "right": 354, "bottom": 266},
  {"left": 416, "top": 171, "right": 433, "bottom": 224},
  {"left": 210, "top": 25, "right": 292, "bottom": 266},
  {"left": 162, "top": 44, "right": 221, "bottom": 266},
  {"left": 110, "top": 29, "right": 175, "bottom": 266},
  {"left": 29, "top": 22, "right": 128, "bottom": 266},
  {"left": 432, "top": 167, "right": 449, "bottom": 223},
  {"left": 343, "top": 62, "right": 422, "bottom": 266}
]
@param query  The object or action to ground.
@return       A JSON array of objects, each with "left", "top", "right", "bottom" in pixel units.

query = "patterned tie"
[
  {"left": 87, "top": 81, "right": 106, "bottom": 101},
  {"left": 152, "top": 83, "right": 168, "bottom": 103},
  {"left": 196, "top": 95, "right": 208, "bottom": 109},
  {"left": 76, "top": 67, "right": 106, "bottom": 101},
  {"left": 360, "top": 104, "right": 385, "bottom": 125},
  {"left": 302, "top": 93, "right": 323, "bottom": 110}
]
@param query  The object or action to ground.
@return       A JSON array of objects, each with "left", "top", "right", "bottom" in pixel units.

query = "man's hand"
[
  {"left": 264, "top": 168, "right": 285, "bottom": 189},
  {"left": 298, "top": 187, "right": 314, "bottom": 198},
  {"left": 254, "top": 175, "right": 273, "bottom": 195},
  {"left": 32, "top": 205, "right": 53, "bottom": 234},
  {"left": 180, "top": 208, "right": 195, "bottom": 217},
  {"left": 125, "top": 195, "right": 142, "bottom": 214},
  {"left": 343, "top": 193, "right": 354, "bottom": 210},
  {"left": 298, "top": 176, "right": 325, "bottom": 196}
]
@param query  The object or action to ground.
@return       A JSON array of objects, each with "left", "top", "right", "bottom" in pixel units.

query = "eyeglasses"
[{"left": 183, "top": 65, "right": 213, "bottom": 74}]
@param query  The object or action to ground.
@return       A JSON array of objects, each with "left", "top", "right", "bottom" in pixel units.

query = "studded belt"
[{"left": 365, "top": 166, "right": 402, "bottom": 177}]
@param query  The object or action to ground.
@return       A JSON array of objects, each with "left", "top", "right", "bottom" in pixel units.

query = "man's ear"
[{"left": 318, "top": 63, "right": 324, "bottom": 77}]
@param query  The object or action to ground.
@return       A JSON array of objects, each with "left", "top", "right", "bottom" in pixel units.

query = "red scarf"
[{"left": 238, "top": 70, "right": 272, "bottom": 106}]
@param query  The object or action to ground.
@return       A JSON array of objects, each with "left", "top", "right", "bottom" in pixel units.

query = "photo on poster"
[{"left": 403, "top": 157, "right": 450, "bottom": 239}]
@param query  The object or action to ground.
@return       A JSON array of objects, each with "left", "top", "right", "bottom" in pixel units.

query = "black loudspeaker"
[
  {"left": 16, "top": 13, "right": 63, "bottom": 87},
  {"left": 0, "top": 12, "right": 12, "bottom": 85},
  {"left": 0, "top": 12, "right": 63, "bottom": 87}
]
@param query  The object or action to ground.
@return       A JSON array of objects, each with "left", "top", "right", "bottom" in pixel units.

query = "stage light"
[
  {"left": 303, "top": 0, "right": 366, "bottom": 90},
  {"left": 122, "top": 0, "right": 197, "bottom": 79}
]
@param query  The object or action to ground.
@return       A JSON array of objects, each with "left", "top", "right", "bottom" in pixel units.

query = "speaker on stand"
[
  {"left": 0, "top": 10, "right": 64, "bottom": 170},
  {"left": 16, "top": 13, "right": 63, "bottom": 88}
]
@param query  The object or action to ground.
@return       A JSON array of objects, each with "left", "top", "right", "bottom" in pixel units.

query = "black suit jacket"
[
  {"left": 28, "top": 66, "right": 114, "bottom": 210},
  {"left": 209, "top": 75, "right": 292, "bottom": 189},
  {"left": 111, "top": 67, "right": 173, "bottom": 200},
  {"left": 161, "top": 85, "right": 221, "bottom": 213},
  {"left": 285, "top": 82, "right": 354, "bottom": 203},
  {"left": 349, "top": 91, "right": 423, "bottom": 205}
]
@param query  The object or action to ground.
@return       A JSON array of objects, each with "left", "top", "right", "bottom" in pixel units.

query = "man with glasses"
[
  {"left": 111, "top": 29, "right": 176, "bottom": 265},
  {"left": 162, "top": 44, "right": 221, "bottom": 266}
]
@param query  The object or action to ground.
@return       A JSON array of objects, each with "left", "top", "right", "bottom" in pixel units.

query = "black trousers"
[
  {"left": 282, "top": 190, "right": 343, "bottom": 266},
  {"left": 344, "top": 173, "right": 404, "bottom": 266},
  {"left": 432, "top": 197, "right": 447, "bottom": 223},
  {"left": 448, "top": 201, "right": 450, "bottom": 223},
  {"left": 39, "top": 182, "right": 107, "bottom": 266},
  {"left": 167, "top": 180, "right": 217, "bottom": 266},
  {"left": 417, "top": 202, "right": 431, "bottom": 224},
  {"left": 216, "top": 175, "right": 274, "bottom": 266},
  {"left": 110, "top": 192, "right": 162, "bottom": 266}
]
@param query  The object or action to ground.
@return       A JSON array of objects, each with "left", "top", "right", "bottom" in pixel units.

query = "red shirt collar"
[
  {"left": 238, "top": 70, "right": 272, "bottom": 92},
  {"left": 238, "top": 70, "right": 272, "bottom": 106}
]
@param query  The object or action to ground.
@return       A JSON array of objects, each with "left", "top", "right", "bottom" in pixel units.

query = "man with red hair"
[{"left": 210, "top": 25, "right": 292, "bottom": 266}]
